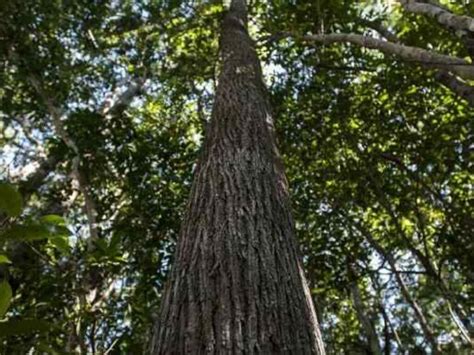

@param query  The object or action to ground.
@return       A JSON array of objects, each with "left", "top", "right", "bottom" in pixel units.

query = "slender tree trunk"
[
  {"left": 367, "top": 177, "right": 472, "bottom": 346},
  {"left": 344, "top": 216, "right": 441, "bottom": 354},
  {"left": 348, "top": 265, "right": 382, "bottom": 355},
  {"left": 381, "top": 309, "right": 391, "bottom": 355},
  {"left": 150, "top": 1, "right": 325, "bottom": 354},
  {"left": 379, "top": 303, "right": 404, "bottom": 354},
  {"left": 369, "top": 270, "right": 405, "bottom": 354}
]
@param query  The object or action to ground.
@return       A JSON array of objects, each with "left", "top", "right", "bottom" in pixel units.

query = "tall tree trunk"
[{"left": 150, "top": 1, "right": 325, "bottom": 354}]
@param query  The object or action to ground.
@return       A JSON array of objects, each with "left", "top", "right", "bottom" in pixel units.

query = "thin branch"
[
  {"left": 372, "top": 274, "right": 405, "bottom": 353},
  {"left": 104, "top": 338, "right": 120, "bottom": 355},
  {"left": 361, "top": 20, "right": 400, "bottom": 43},
  {"left": 365, "top": 166, "right": 472, "bottom": 346},
  {"left": 7, "top": 44, "right": 145, "bottom": 240},
  {"left": 348, "top": 264, "right": 383, "bottom": 355}
]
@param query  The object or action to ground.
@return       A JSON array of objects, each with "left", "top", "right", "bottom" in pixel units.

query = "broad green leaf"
[
  {"left": 49, "top": 237, "right": 70, "bottom": 254},
  {"left": 95, "top": 238, "right": 108, "bottom": 253},
  {"left": 0, "top": 255, "right": 11, "bottom": 264},
  {"left": 0, "top": 183, "right": 22, "bottom": 217},
  {"left": 0, "top": 280, "right": 12, "bottom": 318},
  {"left": 0, "top": 224, "right": 51, "bottom": 241},
  {"left": 51, "top": 225, "right": 71, "bottom": 237},
  {"left": 0, "top": 319, "right": 52, "bottom": 337},
  {"left": 0, "top": 222, "right": 71, "bottom": 242},
  {"left": 40, "top": 214, "right": 66, "bottom": 226}
]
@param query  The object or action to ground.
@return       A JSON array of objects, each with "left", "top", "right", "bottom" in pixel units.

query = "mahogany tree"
[{"left": 151, "top": 0, "right": 325, "bottom": 353}]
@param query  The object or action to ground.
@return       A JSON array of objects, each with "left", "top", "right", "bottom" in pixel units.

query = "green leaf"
[
  {"left": 0, "top": 183, "right": 23, "bottom": 217},
  {"left": 36, "top": 343, "right": 60, "bottom": 355},
  {"left": 0, "top": 255, "right": 11, "bottom": 264},
  {"left": 95, "top": 238, "right": 108, "bottom": 253},
  {"left": 0, "top": 224, "right": 51, "bottom": 241},
  {"left": 0, "top": 221, "right": 71, "bottom": 242},
  {"left": 49, "top": 237, "right": 70, "bottom": 254},
  {"left": 40, "top": 214, "right": 66, "bottom": 226},
  {"left": 0, "top": 280, "right": 12, "bottom": 318},
  {"left": 0, "top": 319, "right": 52, "bottom": 337},
  {"left": 50, "top": 225, "right": 71, "bottom": 238}
]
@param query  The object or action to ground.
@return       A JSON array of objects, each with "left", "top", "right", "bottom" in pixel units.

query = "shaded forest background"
[{"left": 0, "top": 0, "right": 473, "bottom": 353}]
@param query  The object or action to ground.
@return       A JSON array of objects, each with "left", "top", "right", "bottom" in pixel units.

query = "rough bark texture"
[{"left": 150, "top": 1, "right": 325, "bottom": 354}]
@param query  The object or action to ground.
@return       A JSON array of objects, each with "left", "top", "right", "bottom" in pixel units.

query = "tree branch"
[
  {"left": 343, "top": 214, "right": 441, "bottom": 353},
  {"left": 26, "top": 74, "right": 99, "bottom": 241},
  {"left": 100, "top": 77, "right": 145, "bottom": 117},
  {"left": 7, "top": 46, "right": 144, "bottom": 237},
  {"left": 365, "top": 22, "right": 474, "bottom": 106},
  {"left": 295, "top": 33, "right": 474, "bottom": 80},
  {"left": 19, "top": 154, "right": 60, "bottom": 201},
  {"left": 15, "top": 76, "right": 144, "bottom": 210},
  {"left": 398, "top": 0, "right": 474, "bottom": 33},
  {"left": 361, "top": 20, "right": 400, "bottom": 43}
]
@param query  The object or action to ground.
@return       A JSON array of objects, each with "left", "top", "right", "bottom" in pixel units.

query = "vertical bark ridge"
[{"left": 151, "top": 1, "right": 325, "bottom": 353}]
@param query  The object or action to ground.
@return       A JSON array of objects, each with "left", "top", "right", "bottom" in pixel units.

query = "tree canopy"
[{"left": 0, "top": 0, "right": 473, "bottom": 353}]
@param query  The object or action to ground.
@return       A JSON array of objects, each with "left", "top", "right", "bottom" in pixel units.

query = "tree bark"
[
  {"left": 150, "top": 1, "right": 325, "bottom": 354},
  {"left": 18, "top": 154, "right": 60, "bottom": 201}
]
